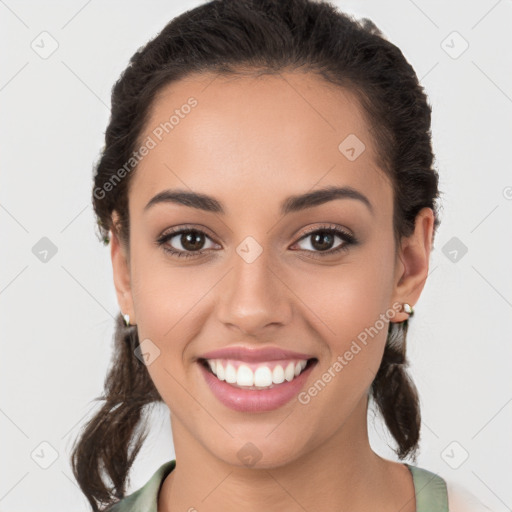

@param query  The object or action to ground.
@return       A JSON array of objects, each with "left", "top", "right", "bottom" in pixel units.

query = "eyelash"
[{"left": 155, "top": 223, "right": 358, "bottom": 260}]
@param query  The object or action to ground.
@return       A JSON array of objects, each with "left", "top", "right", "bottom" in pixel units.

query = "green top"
[{"left": 108, "top": 460, "right": 448, "bottom": 512}]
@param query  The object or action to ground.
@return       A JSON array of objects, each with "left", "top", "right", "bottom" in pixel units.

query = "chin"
[{"left": 208, "top": 434, "right": 308, "bottom": 470}]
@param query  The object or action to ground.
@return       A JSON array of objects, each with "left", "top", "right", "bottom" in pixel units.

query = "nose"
[{"left": 216, "top": 248, "right": 293, "bottom": 337}]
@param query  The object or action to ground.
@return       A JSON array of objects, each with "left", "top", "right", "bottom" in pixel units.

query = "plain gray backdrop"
[{"left": 1, "top": 0, "right": 511, "bottom": 510}]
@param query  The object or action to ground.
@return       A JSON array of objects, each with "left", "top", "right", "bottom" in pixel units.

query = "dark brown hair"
[{"left": 71, "top": 0, "right": 441, "bottom": 509}]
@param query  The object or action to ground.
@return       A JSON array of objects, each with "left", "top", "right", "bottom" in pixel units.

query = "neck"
[{"left": 159, "top": 397, "right": 413, "bottom": 512}]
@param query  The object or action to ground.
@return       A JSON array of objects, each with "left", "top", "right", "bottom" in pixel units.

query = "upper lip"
[{"left": 198, "top": 346, "right": 315, "bottom": 363}]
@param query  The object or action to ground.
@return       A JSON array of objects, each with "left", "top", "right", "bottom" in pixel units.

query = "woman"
[{"left": 71, "top": 0, "right": 492, "bottom": 510}]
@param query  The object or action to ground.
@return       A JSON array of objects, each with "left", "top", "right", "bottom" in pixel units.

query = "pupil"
[
  {"left": 182, "top": 231, "right": 204, "bottom": 250},
  {"left": 312, "top": 232, "right": 333, "bottom": 251}
]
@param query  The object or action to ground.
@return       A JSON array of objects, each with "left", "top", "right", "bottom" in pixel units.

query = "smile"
[
  {"left": 198, "top": 358, "right": 318, "bottom": 412},
  {"left": 202, "top": 358, "right": 311, "bottom": 389}
]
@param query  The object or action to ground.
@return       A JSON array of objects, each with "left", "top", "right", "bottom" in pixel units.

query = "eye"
[
  {"left": 291, "top": 224, "right": 357, "bottom": 258},
  {"left": 156, "top": 223, "right": 358, "bottom": 260},
  {"left": 156, "top": 226, "right": 219, "bottom": 259}
]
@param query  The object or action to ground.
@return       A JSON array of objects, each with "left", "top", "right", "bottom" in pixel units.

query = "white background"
[{"left": 1, "top": 0, "right": 511, "bottom": 510}]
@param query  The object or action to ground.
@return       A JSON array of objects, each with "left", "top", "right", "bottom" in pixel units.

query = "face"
[{"left": 110, "top": 71, "right": 430, "bottom": 469}]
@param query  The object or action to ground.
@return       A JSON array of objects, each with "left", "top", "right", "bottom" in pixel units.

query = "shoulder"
[
  {"left": 107, "top": 460, "right": 176, "bottom": 512},
  {"left": 446, "top": 479, "right": 495, "bottom": 512},
  {"left": 405, "top": 464, "right": 494, "bottom": 512}
]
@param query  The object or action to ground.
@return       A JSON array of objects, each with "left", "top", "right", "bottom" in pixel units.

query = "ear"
[
  {"left": 389, "top": 207, "right": 435, "bottom": 323},
  {"left": 110, "top": 210, "right": 136, "bottom": 324}
]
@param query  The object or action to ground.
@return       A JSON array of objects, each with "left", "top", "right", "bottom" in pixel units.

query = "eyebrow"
[{"left": 144, "top": 185, "right": 374, "bottom": 216}]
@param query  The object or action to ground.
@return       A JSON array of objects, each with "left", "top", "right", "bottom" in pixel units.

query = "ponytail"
[
  {"left": 370, "top": 319, "right": 421, "bottom": 461},
  {"left": 70, "top": 313, "right": 162, "bottom": 511}
]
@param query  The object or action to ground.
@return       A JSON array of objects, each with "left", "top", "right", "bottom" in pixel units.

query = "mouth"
[
  {"left": 198, "top": 357, "right": 318, "bottom": 390},
  {"left": 197, "top": 356, "right": 318, "bottom": 412}
]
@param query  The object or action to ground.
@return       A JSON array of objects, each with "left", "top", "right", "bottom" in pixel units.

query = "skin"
[{"left": 110, "top": 70, "right": 434, "bottom": 512}]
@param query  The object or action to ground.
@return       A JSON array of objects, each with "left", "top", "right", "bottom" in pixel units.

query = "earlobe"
[
  {"left": 390, "top": 207, "right": 435, "bottom": 323},
  {"left": 110, "top": 214, "right": 135, "bottom": 324}
]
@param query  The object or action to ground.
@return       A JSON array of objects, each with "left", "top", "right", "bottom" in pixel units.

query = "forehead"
[{"left": 130, "top": 70, "right": 392, "bottom": 218}]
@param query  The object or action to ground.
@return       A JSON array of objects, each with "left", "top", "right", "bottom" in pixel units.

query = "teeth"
[
  {"left": 272, "top": 364, "right": 285, "bottom": 384},
  {"left": 254, "top": 366, "right": 273, "bottom": 387},
  {"left": 216, "top": 361, "right": 225, "bottom": 381},
  {"left": 225, "top": 363, "right": 237, "bottom": 384},
  {"left": 207, "top": 360, "right": 216, "bottom": 374},
  {"left": 283, "top": 361, "right": 293, "bottom": 382},
  {"left": 237, "top": 365, "right": 254, "bottom": 386},
  {"left": 205, "top": 359, "right": 309, "bottom": 389}
]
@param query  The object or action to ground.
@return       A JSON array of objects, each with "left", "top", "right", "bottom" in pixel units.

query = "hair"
[{"left": 70, "top": 0, "right": 442, "bottom": 509}]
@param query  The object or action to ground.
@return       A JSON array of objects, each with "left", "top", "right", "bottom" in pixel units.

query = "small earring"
[
  {"left": 402, "top": 303, "right": 414, "bottom": 316},
  {"left": 123, "top": 313, "right": 131, "bottom": 327}
]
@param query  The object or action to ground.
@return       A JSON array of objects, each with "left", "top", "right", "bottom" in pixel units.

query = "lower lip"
[{"left": 198, "top": 360, "right": 317, "bottom": 413}]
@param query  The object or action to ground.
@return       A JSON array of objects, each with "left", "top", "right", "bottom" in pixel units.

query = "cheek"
[
  {"left": 129, "top": 250, "right": 210, "bottom": 409},
  {"left": 289, "top": 241, "right": 395, "bottom": 384},
  {"left": 128, "top": 246, "right": 218, "bottom": 394},
  {"left": 294, "top": 244, "right": 394, "bottom": 339},
  {"left": 129, "top": 239, "right": 210, "bottom": 339},
  {"left": 130, "top": 228, "right": 395, "bottom": 403}
]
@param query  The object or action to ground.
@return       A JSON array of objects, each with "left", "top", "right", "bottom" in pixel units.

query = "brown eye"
[
  {"left": 179, "top": 231, "right": 206, "bottom": 251},
  {"left": 292, "top": 225, "right": 357, "bottom": 258},
  {"left": 156, "top": 228, "right": 218, "bottom": 258},
  {"left": 308, "top": 231, "right": 336, "bottom": 251}
]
